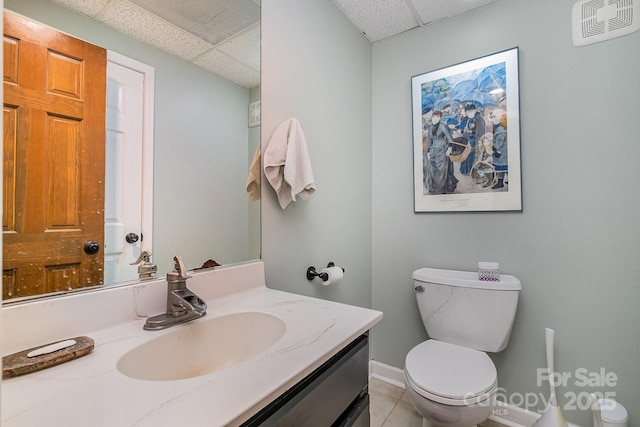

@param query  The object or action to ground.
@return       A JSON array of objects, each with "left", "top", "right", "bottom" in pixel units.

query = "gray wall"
[
  {"left": 6, "top": 0, "right": 254, "bottom": 273},
  {"left": 248, "top": 87, "right": 261, "bottom": 261},
  {"left": 262, "top": 0, "right": 640, "bottom": 425},
  {"left": 371, "top": 0, "right": 640, "bottom": 425},
  {"left": 261, "top": 0, "right": 373, "bottom": 308}
]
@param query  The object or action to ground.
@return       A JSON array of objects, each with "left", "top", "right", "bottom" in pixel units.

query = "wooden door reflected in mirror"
[{"left": 3, "top": 12, "right": 106, "bottom": 299}]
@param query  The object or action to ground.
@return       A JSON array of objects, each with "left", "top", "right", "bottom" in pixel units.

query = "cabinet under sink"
[{"left": 242, "top": 333, "right": 370, "bottom": 427}]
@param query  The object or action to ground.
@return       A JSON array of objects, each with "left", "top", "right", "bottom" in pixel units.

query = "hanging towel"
[
  {"left": 264, "top": 118, "right": 316, "bottom": 209},
  {"left": 246, "top": 143, "right": 261, "bottom": 201}
]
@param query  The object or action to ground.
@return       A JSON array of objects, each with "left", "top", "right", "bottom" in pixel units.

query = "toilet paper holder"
[{"left": 306, "top": 262, "right": 345, "bottom": 281}]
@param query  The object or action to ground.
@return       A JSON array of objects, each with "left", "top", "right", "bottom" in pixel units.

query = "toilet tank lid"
[{"left": 413, "top": 267, "right": 521, "bottom": 290}]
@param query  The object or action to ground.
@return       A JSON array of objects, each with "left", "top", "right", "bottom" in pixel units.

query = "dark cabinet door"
[{"left": 243, "top": 334, "right": 370, "bottom": 427}]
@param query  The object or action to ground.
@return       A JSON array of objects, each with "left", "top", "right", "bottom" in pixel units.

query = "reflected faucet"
[
  {"left": 130, "top": 251, "right": 157, "bottom": 280},
  {"left": 143, "top": 256, "right": 207, "bottom": 331}
]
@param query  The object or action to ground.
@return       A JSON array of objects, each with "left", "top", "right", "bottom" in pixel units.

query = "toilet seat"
[{"left": 405, "top": 340, "right": 497, "bottom": 406}]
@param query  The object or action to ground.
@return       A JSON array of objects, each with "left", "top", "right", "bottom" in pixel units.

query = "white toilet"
[{"left": 404, "top": 267, "right": 521, "bottom": 427}]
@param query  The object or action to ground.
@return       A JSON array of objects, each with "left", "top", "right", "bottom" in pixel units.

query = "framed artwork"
[{"left": 412, "top": 47, "right": 522, "bottom": 212}]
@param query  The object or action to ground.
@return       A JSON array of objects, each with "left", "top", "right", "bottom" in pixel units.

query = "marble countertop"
[{"left": 2, "top": 284, "right": 382, "bottom": 426}]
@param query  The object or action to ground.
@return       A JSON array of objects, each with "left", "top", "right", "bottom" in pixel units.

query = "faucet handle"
[
  {"left": 173, "top": 256, "right": 190, "bottom": 279},
  {"left": 131, "top": 250, "right": 152, "bottom": 265}
]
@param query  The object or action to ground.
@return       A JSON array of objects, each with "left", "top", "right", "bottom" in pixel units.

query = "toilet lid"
[{"left": 405, "top": 340, "right": 497, "bottom": 401}]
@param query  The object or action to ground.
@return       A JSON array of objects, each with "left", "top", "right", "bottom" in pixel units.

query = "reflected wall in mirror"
[{"left": 2, "top": 0, "right": 261, "bottom": 302}]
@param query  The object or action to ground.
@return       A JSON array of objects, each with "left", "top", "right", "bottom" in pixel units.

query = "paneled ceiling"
[
  {"left": 50, "top": 0, "right": 497, "bottom": 89},
  {"left": 51, "top": 0, "right": 261, "bottom": 88},
  {"left": 334, "top": 0, "right": 498, "bottom": 42}
]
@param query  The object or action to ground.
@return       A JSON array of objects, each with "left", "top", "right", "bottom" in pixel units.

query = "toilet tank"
[{"left": 413, "top": 268, "right": 521, "bottom": 352}]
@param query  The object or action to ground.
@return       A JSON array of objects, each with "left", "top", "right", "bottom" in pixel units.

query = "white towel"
[
  {"left": 264, "top": 118, "right": 316, "bottom": 209},
  {"left": 246, "top": 143, "right": 261, "bottom": 201}
]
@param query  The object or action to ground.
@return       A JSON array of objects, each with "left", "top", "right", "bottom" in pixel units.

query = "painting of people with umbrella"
[{"left": 412, "top": 48, "right": 522, "bottom": 212}]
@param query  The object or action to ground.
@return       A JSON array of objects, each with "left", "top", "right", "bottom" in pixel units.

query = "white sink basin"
[{"left": 117, "top": 312, "right": 286, "bottom": 381}]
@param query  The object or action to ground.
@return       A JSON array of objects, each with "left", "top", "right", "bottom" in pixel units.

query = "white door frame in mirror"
[{"left": 104, "top": 51, "right": 154, "bottom": 284}]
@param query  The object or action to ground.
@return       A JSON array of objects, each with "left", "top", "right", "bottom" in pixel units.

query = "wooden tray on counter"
[{"left": 3, "top": 336, "right": 94, "bottom": 378}]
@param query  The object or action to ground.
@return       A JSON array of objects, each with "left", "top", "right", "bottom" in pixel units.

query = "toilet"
[{"left": 404, "top": 267, "right": 521, "bottom": 427}]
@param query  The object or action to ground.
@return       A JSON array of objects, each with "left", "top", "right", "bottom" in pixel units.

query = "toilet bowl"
[
  {"left": 406, "top": 268, "right": 521, "bottom": 427},
  {"left": 404, "top": 340, "right": 497, "bottom": 427}
]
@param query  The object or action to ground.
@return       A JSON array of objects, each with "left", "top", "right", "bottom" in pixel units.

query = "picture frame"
[{"left": 412, "top": 47, "right": 521, "bottom": 212}]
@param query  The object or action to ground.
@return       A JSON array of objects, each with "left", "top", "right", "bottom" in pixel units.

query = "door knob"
[
  {"left": 125, "top": 233, "right": 140, "bottom": 244},
  {"left": 84, "top": 241, "right": 100, "bottom": 255}
]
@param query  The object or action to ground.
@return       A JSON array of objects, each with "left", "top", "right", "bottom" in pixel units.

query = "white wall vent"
[
  {"left": 249, "top": 101, "right": 260, "bottom": 128},
  {"left": 572, "top": 0, "right": 639, "bottom": 46}
]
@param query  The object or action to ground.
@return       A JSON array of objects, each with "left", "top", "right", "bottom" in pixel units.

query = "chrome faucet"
[{"left": 143, "top": 256, "right": 207, "bottom": 331}]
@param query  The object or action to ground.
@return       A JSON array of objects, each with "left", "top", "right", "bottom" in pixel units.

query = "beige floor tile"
[
  {"left": 368, "top": 380, "right": 509, "bottom": 427},
  {"left": 478, "top": 420, "right": 507, "bottom": 427},
  {"left": 370, "top": 391, "right": 400, "bottom": 427},
  {"left": 381, "top": 400, "right": 423, "bottom": 427},
  {"left": 400, "top": 390, "right": 413, "bottom": 404},
  {"left": 370, "top": 378, "right": 405, "bottom": 401}
]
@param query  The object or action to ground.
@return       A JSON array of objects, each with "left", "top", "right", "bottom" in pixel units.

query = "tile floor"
[
  {"left": 369, "top": 377, "right": 422, "bottom": 427},
  {"left": 368, "top": 378, "right": 506, "bottom": 427}
]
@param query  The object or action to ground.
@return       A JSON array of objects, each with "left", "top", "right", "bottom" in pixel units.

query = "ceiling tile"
[
  {"left": 98, "top": 0, "right": 213, "bottom": 61},
  {"left": 410, "top": 0, "right": 497, "bottom": 25},
  {"left": 129, "top": 0, "right": 260, "bottom": 46},
  {"left": 333, "top": 0, "right": 419, "bottom": 42},
  {"left": 193, "top": 49, "right": 260, "bottom": 88},
  {"left": 217, "top": 24, "right": 260, "bottom": 72}
]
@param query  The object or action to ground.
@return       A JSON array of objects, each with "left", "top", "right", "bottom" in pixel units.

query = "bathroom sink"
[{"left": 117, "top": 312, "right": 286, "bottom": 381}]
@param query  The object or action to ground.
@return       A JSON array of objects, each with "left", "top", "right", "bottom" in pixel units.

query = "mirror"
[{"left": 2, "top": 0, "right": 261, "bottom": 302}]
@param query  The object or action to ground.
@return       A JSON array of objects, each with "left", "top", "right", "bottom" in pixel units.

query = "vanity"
[{"left": 1, "top": 261, "right": 382, "bottom": 426}]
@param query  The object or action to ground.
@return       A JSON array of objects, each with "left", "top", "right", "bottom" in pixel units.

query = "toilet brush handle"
[{"left": 545, "top": 328, "right": 558, "bottom": 406}]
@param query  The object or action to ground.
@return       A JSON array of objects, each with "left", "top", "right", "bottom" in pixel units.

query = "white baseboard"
[
  {"left": 369, "top": 360, "right": 581, "bottom": 427},
  {"left": 369, "top": 360, "right": 405, "bottom": 388}
]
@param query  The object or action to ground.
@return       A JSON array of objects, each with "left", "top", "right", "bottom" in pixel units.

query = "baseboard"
[
  {"left": 369, "top": 360, "right": 405, "bottom": 388},
  {"left": 369, "top": 360, "right": 581, "bottom": 427},
  {"left": 489, "top": 400, "right": 539, "bottom": 427}
]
